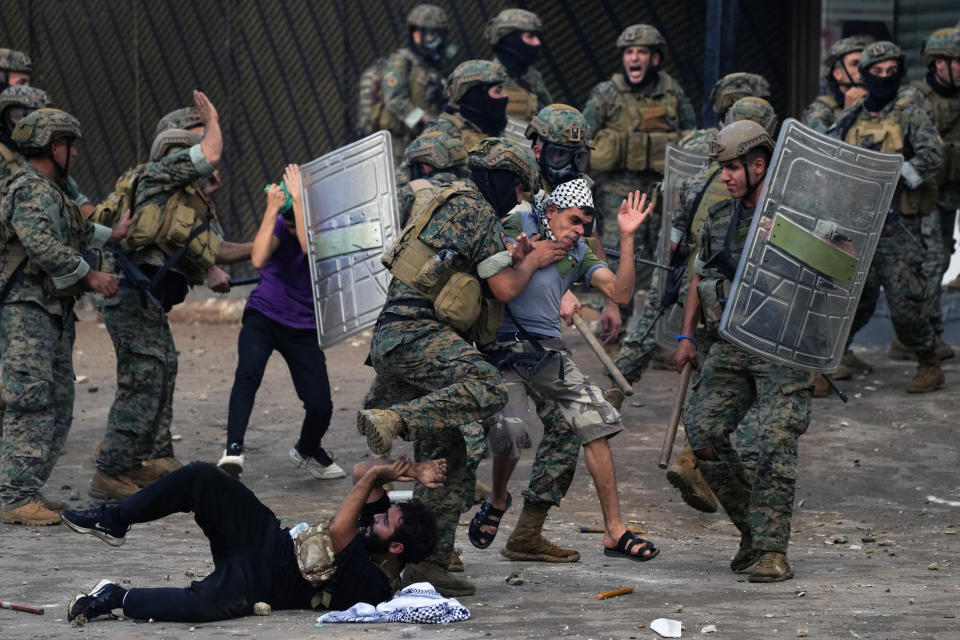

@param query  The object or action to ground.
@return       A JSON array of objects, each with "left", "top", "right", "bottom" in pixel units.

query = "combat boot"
[
  {"left": 448, "top": 550, "right": 464, "bottom": 573},
  {"left": 841, "top": 348, "right": 873, "bottom": 374},
  {"left": 89, "top": 470, "right": 140, "bottom": 501},
  {"left": 888, "top": 336, "right": 914, "bottom": 361},
  {"left": 1, "top": 500, "right": 61, "bottom": 526},
  {"left": 748, "top": 551, "right": 793, "bottom": 583},
  {"left": 402, "top": 561, "right": 475, "bottom": 597},
  {"left": 906, "top": 350, "right": 945, "bottom": 394},
  {"left": 357, "top": 409, "right": 407, "bottom": 456},
  {"left": 811, "top": 374, "right": 830, "bottom": 397},
  {"left": 501, "top": 502, "right": 580, "bottom": 562},
  {"left": 666, "top": 444, "right": 718, "bottom": 513}
]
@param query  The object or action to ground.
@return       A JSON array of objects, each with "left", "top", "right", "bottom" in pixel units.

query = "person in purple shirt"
[{"left": 217, "top": 164, "right": 343, "bottom": 479}]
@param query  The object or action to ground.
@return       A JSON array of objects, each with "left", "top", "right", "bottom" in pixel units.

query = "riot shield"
[
  {"left": 300, "top": 131, "right": 400, "bottom": 350},
  {"left": 719, "top": 118, "right": 903, "bottom": 372},
  {"left": 655, "top": 144, "right": 710, "bottom": 350}
]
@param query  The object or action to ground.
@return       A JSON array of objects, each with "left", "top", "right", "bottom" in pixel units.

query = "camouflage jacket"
[
  {"left": 801, "top": 94, "right": 841, "bottom": 134},
  {"left": 382, "top": 47, "right": 446, "bottom": 131},
  {"left": 694, "top": 196, "right": 754, "bottom": 335},
  {"left": 582, "top": 71, "right": 697, "bottom": 137},
  {"left": 422, "top": 112, "right": 487, "bottom": 153},
  {"left": 0, "top": 164, "right": 110, "bottom": 314},
  {"left": 492, "top": 59, "right": 552, "bottom": 122},
  {"left": 0, "top": 142, "right": 90, "bottom": 206},
  {"left": 913, "top": 76, "right": 960, "bottom": 207},
  {"left": 397, "top": 170, "right": 461, "bottom": 227}
]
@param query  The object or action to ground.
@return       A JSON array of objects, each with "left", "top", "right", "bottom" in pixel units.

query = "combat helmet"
[
  {"left": 616, "top": 24, "right": 666, "bottom": 54},
  {"left": 0, "top": 49, "right": 32, "bottom": 75},
  {"left": 710, "top": 120, "right": 774, "bottom": 163},
  {"left": 486, "top": 8, "right": 542, "bottom": 45},
  {"left": 0, "top": 85, "right": 51, "bottom": 114},
  {"left": 404, "top": 131, "right": 467, "bottom": 170},
  {"left": 445, "top": 59, "right": 507, "bottom": 106},
  {"left": 723, "top": 97, "right": 778, "bottom": 137},
  {"left": 709, "top": 73, "right": 771, "bottom": 117},
  {"left": 407, "top": 3, "right": 448, "bottom": 29},
  {"left": 821, "top": 35, "right": 874, "bottom": 81},
  {"left": 468, "top": 137, "right": 538, "bottom": 191},
  {"left": 525, "top": 104, "right": 592, "bottom": 148},
  {"left": 150, "top": 128, "right": 202, "bottom": 161},
  {"left": 921, "top": 27, "right": 960, "bottom": 66},
  {"left": 858, "top": 41, "right": 904, "bottom": 74},
  {"left": 155, "top": 107, "right": 203, "bottom": 136},
  {"left": 12, "top": 108, "right": 81, "bottom": 150}
]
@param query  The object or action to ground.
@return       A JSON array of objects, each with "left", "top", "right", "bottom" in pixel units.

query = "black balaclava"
[
  {"left": 863, "top": 71, "right": 901, "bottom": 112},
  {"left": 471, "top": 168, "right": 520, "bottom": 218},
  {"left": 494, "top": 31, "right": 540, "bottom": 77},
  {"left": 927, "top": 66, "right": 959, "bottom": 97},
  {"left": 458, "top": 84, "right": 508, "bottom": 137}
]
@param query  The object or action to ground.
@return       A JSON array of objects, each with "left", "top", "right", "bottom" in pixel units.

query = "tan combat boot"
[
  {"left": 501, "top": 502, "right": 580, "bottom": 562},
  {"left": 402, "top": 560, "right": 475, "bottom": 597},
  {"left": 128, "top": 457, "right": 182, "bottom": 487},
  {"left": 841, "top": 348, "right": 873, "bottom": 374},
  {"left": 906, "top": 350, "right": 945, "bottom": 394},
  {"left": 357, "top": 409, "right": 407, "bottom": 455},
  {"left": 448, "top": 550, "right": 464, "bottom": 573},
  {"left": 666, "top": 444, "right": 718, "bottom": 513},
  {"left": 748, "top": 551, "right": 793, "bottom": 583},
  {"left": 473, "top": 480, "right": 492, "bottom": 504},
  {"left": 1, "top": 500, "right": 61, "bottom": 526},
  {"left": 89, "top": 470, "right": 141, "bottom": 501}
]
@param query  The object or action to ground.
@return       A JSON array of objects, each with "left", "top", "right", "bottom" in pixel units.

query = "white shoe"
[
  {"left": 217, "top": 450, "right": 244, "bottom": 477},
  {"left": 289, "top": 448, "right": 346, "bottom": 480}
]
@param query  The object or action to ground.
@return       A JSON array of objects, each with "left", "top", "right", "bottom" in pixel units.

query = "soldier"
[
  {"left": 803, "top": 35, "right": 873, "bottom": 133},
  {"left": 486, "top": 8, "right": 552, "bottom": 124},
  {"left": 0, "top": 109, "right": 131, "bottom": 525},
  {"left": 583, "top": 23, "right": 696, "bottom": 305},
  {"left": 380, "top": 3, "right": 453, "bottom": 163},
  {"left": 357, "top": 137, "right": 549, "bottom": 596},
  {"left": 397, "top": 131, "right": 468, "bottom": 226},
  {"left": 0, "top": 86, "right": 51, "bottom": 180},
  {"left": 830, "top": 41, "right": 945, "bottom": 393},
  {"left": 0, "top": 49, "right": 31, "bottom": 90},
  {"left": 89, "top": 91, "right": 252, "bottom": 500},
  {"left": 674, "top": 120, "right": 810, "bottom": 583},
  {"left": 422, "top": 59, "right": 509, "bottom": 152}
]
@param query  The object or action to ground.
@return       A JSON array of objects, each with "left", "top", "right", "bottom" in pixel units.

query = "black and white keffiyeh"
[
  {"left": 535, "top": 178, "right": 594, "bottom": 241},
  {"left": 316, "top": 582, "right": 470, "bottom": 625}
]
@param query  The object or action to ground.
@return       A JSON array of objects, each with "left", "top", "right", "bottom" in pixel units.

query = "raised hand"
[
  {"left": 283, "top": 164, "right": 302, "bottom": 202},
  {"left": 193, "top": 90, "right": 218, "bottom": 124},
  {"left": 617, "top": 190, "right": 653, "bottom": 237}
]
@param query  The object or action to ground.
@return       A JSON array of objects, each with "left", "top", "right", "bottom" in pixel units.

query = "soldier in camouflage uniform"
[
  {"left": 803, "top": 36, "right": 873, "bottom": 134},
  {"left": 396, "top": 131, "right": 468, "bottom": 226},
  {"left": 0, "top": 109, "right": 130, "bottom": 526},
  {"left": 675, "top": 120, "right": 811, "bottom": 583},
  {"left": 380, "top": 4, "right": 454, "bottom": 164},
  {"left": 486, "top": 8, "right": 552, "bottom": 124},
  {"left": 0, "top": 49, "right": 31, "bottom": 90},
  {"left": 0, "top": 86, "right": 50, "bottom": 180},
  {"left": 422, "top": 59, "right": 509, "bottom": 152},
  {"left": 829, "top": 41, "right": 945, "bottom": 393},
  {"left": 357, "top": 137, "right": 545, "bottom": 597},
  {"left": 89, "top": 92, "right": 252, "bottom": 500}
]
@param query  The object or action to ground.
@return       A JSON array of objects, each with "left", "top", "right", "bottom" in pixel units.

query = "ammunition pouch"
[
  {"left": 292, "top": 520, "right": 338, "bottom": 598},
  {"left": 592, "top": 129, "right": 681, "bottom": 173},
  {"left": 505, "top": 83, "right": 539, "bottom": 120}
]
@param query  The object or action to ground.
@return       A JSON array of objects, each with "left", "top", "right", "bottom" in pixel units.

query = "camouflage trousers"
[
  {"left": 0, "top": 302, "right": 76, "bottom": 509},
  {"left": 683, "top": 341, "right": 811, "bottom": 553},
  {"left": 97, "top": 289, "right": 178, "bottom": 476},
  {"left": 846, "top": 213, "right": 939, "bottom": 351},
  {"left": 593, "top": 170, "right": 662, "bottom": 290},
  {"left": 368, "top": 317, "right": 507, "bottom": 564}
]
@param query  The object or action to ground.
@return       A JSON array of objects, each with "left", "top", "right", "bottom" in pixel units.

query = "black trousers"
[
  {"left": 112, "top": 462, "right": 316, "bottom": 622},
  {"left": 226, "top": 308, "right": 333, "bottom": 452}
]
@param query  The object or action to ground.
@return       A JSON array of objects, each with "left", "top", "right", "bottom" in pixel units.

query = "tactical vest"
[
  {"left": 504, "top": 78, "right": 540, "bottom": 121},
  {"left": 442, "top": 112, "right": 487, "bottom": 152},
  {"left": 844, "top": 96, "right": 938, "bottom": 214},
  {"left": 124, "top": 184, "right": 223, "bottom": 285},
  {"left": 916, "top": 82, "right": 960, "bottom": 184},
  {"left": 374, "top": 50, "right": 441, "bottom": 135},
  {"left": 0, "top": 143, "right": 23, "bottom": 180},
  {"left": 91, "top": 165, "right": 143, "bottom": 228},
  {"left": 591, "top": 73, "right": 683, "bottom": 174},
  {"left": 686, "top": 165, "right": 727, "bottom": 282},
  {"left": 381, "top": 180, "right": 504, "bottom": 345}
]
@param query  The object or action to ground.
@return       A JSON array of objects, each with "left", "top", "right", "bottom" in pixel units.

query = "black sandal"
[
  {"left": 468, "top": 492, "right": 512, "bottom": 549},
  {"left": 603, "top": 530, "right": 659, "bottom": 562}
]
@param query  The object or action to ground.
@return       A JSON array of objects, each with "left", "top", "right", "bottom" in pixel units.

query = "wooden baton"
[
  {"left": 570, "top": 313, "right": 634, "bottom": 396},
  {"left": 0, "top": 600, "right": 44, "bottom": 615},
  {"left": 658, "top": 361, "right": 694, "bottom": 469}
]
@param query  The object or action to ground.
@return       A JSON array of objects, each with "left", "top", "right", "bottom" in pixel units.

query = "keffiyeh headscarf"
[{"left": 535, "top": 178, "right": 594, "bottom": 242}]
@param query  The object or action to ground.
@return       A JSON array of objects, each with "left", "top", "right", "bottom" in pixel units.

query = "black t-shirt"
[{"left": 324, "top": 536, "right": 394, "bottom": 611}]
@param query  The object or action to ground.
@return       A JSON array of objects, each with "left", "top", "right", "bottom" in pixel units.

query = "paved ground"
[{"left": 1, "top": 310, "right": 958, "bottom": 640}]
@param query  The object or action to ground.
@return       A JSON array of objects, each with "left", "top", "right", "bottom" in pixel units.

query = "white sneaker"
[
  {"left": 289, "top": 448, "right": 346, "bottom": 480},
  {"left": 217, "top": 449, "right": 244, "bottom": 477}
]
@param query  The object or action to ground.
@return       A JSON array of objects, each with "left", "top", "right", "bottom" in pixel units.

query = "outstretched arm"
[{"left": 589, "top": 191, "right": 652, "bottom": 304}]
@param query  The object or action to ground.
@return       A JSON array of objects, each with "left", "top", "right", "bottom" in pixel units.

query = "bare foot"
[{"left": 403, "top": 458, "right": 447, "bottom": 488}]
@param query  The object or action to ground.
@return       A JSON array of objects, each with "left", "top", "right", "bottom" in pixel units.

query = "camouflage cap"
[
  {"left": 0, "top": 85, "right": 51, "bottom": 113},
  {"left": 404, "top": 130, "right": 467, "bottom": 170},
  {"left": 616, "top": 24, "right": 666, "bottom": 52},
  {"left": 525, "top": 103, "right": 593, "bottom": 148},
  {"left": 0, "top": 49, "right": 32, "bottom": 73},
  {"left": 150, "top": 128, "right": 202, "bottom": 162},
  {"left": 709, "top": 72, "right": 771, "bottom": 116},
  {"left": 407, "top": 3, "right": 448, "bottom": 29},
  {"left": 445, "top": 59, "right": 508, "bottom": 106},
  {"left": 485, "top": 8, "right": 543, "bottom": 45},
  {"left": 922, "top": 27, "right": 960, "bottom": 66},
  {"left": 723, "top": 97, "right": 778, "bottom": 137},
  {"left": 12, "top": 108, "right": 81, "bottom": 149},
  {"left": 858, "top": 41, "right": 904, "bottom": 73},
  {"left": 821, "top": 35, "right": 875, "bottom": 80},
  {"left": 154, "top": 107, "right": 203, "bottom": 136},
  {"left": 468, "top": 136, "right": 539, "bottom": 191},
  {"left": 710, "top": 120, "right": 774, "bottom": 163}
]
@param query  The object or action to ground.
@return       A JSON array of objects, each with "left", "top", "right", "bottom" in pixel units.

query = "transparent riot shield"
[
  {"left": 719, "top": 118, "right": 903, "bottom": 372},
  {"left": 655, "top": 144, "right": 710, "bottom": 350},
  {"left": 300, "top": 131, "right": 400, "bottom": 350}
]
